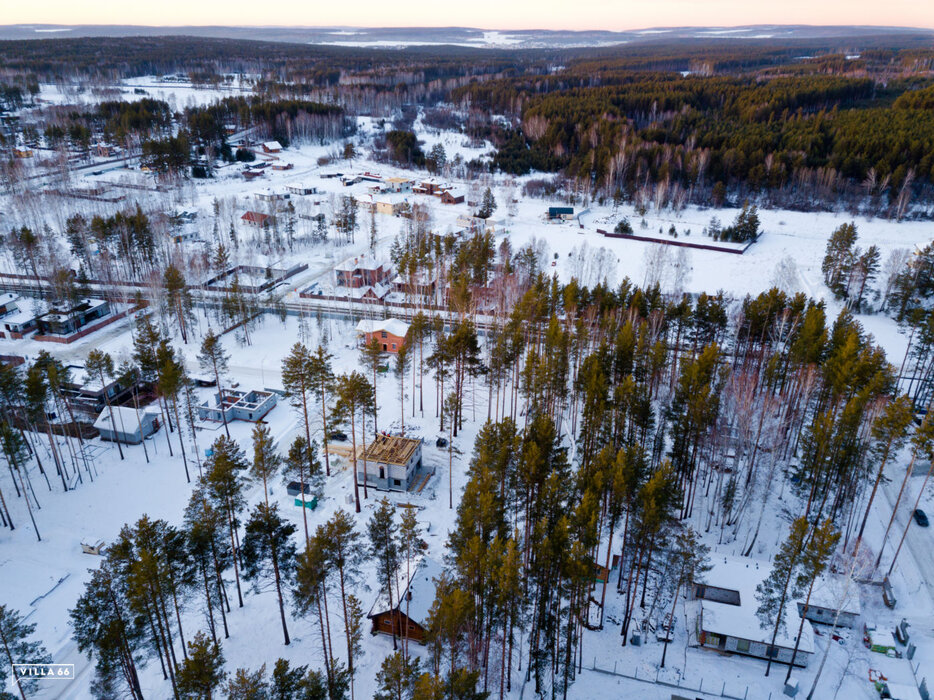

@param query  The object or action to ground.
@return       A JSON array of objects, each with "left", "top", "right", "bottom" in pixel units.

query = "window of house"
[
  {"left": 766, "top": 646, "right": 779, "bottom": 658},
  {"left": 736, "top": 639, "right": 750, "bottom": 652},
  {"left": 392, "top": 343, "right": 397, "bottom": 350},
  {"left": 381, "top": 331, "right": 388, "bottom": 338},
  {"left": 379, "top": 467, "right": 385, "bottom": 479},
  {"left": 707, "top": 634, "right": 720, "bottom": 647},
  {"left": 393, "top": 478, "right": 401, "bottom": 486}
]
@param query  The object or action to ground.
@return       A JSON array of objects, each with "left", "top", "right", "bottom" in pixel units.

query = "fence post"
[
  {"left": 612, "top": 661, "right": 616, "bottom": 674},
  {"left": 744, "top": 687, "right": 748, "bottom": 699},
  {"left": 722, "top": 681, "right": 726, "bottom": 696},
  {"left": 700, "top": 678, "right": 704, "bottom": 691}
]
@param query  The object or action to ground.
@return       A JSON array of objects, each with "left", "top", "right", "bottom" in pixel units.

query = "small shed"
[
  {"left": 262, "top": 141, "right": 283, "bottom": 153},
  {"left": 94, "top": 406, "right": 160, "bottom": 445},
  {"left": 797, "top": 574, "right": 861, "bottom": 628}
]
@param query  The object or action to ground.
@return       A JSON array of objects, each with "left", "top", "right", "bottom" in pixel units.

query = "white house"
[
  {"left": 95, "top": 406, "right": 160, "bottom": 445},
  {"left": 693, "top": 556, "right": 815, "bottom": 667}
]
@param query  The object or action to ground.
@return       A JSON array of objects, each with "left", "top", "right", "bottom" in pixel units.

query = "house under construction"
[{"left": 358, "top": 433, "right": 423, "bottom": 492}]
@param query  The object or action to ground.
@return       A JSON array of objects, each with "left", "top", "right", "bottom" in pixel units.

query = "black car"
[
  {"left": 328, "top": 431, "right": 348, "bottom": 442},
  {"left": 913, "top": 509, "right": 929, "bottom": 527}
]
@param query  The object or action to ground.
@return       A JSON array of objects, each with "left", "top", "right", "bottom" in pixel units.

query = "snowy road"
[{"left": 880, "top": 468, "right": 934, "bottom": 608}]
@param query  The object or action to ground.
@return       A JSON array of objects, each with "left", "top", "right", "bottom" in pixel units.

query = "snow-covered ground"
[{"left": 2, "top": 106, "right": 934, "bottom": 699}]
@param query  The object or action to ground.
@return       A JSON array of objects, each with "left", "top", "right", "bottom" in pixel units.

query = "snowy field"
[{"left": 2, "top": 106, "right": 934, "bottom": 699}]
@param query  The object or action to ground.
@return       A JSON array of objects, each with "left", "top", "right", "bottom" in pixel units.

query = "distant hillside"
[{"left": 0, "top": 24, "right": 932, "bottom": 48}]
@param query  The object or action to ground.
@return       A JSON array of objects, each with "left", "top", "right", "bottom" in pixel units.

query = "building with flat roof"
[
  {"left": 692, "top": 556, "right": 815, "bottom": 667},
  {"left": 198, "top": 389, "right": 277, "bottom": 423},
  {"left": 35, "top": 298, "right": 110, "bottom": 336},
  {"left": 95, "top": 406, "right": 160, "bottom": 445}
]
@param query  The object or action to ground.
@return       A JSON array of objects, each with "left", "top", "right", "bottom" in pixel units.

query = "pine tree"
[
  {"left": 269, "top": 657, "right": 337, "bottom": 700},
  {"left": 204, "top": 436, "right": 249, "bottom": 608},
  {"left": 395, "top": 342, "right": 411, "bottom": 434},
  {"left": 240, "top": 503, "right": 297, "bottom": 645},
  {"left": 334, "top": 371, "right": 375, "bottom": 511},
  {"left": 309, "top": 344, "right": 335, "bottom": 477},
  {"left": 163, "top": 265, "right": 193, "bottom": 344},
  {"left": 821, "top": 222, "right": 858, "bottom": 299},
  {"left": 159, "top": 346, "right": 191, "bottom": 482},
  {"left": 0, "top": 423, "right": 40, "bottom": 540},
  {"left": 856, "top": 395, "right": 912, "bottom": 547},
  {"left": 398, "top": 507, "right": 427, "bottom": 658},
  {"left": 71, "top": 562, "right": 145, "bottom": 699},
  {"left": 251, "top": 423, "right": 281, "bottom": 505},
  {"left": 477, "top": 187, "right": 496, "bottom": 219},
  {"left": 368, "top": 498, "right": 401, "bottom": 650},
  {"left": 226, "top": 664, "right": 268, "bottom": 699},
  {"left": 375, "top": 652, "right": 421, "bottom": 700},
  {"left": 755, "top": 516, "right": 809, "bottom": 677},
  {"left": 198, "top": 330, "right": 232, "bottom": 438},
  {"left": 361, "top": 337, "right": 384, "bottom": 434},
  {"left": 293, "top": 533, "right": 334, "bottom": 687},
  {"left": 786, "top": 518, "right": 840, "bottom": 681},
  {"left": 281, "top": 343, "right": 315, "bottom": 472},
  {"left": 322, "top": 510, "right": 363, "bottom": 700},
  {"left": 660, "top": 527, "right": 710, "bottom": 668},
  {"left": 283, "top": 436, "right": 322, "bottom": 544},
  {"left": 184, "top": 486, "right": 231, "bottom": 641},
  {"left": 176, "top": 631, "right": 226, "bottom": 700},
  {"left": 345, "top": 594, "right": 365, "bottom": 700},
  {"left": 86, "top": 349, "right": 123, "bottom": 460},
  {"left": 1, "top": 605, "right": 52, "bottom": 700}
]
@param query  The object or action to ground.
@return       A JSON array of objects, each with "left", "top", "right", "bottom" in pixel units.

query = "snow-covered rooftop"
[
  {"left": 356, "top": 318, "right": 410, "bottom": 338},
  {"left": 93, "top": 406, "right": 158, "bottom": 433},
  {"left": 368, "top": 555, "right": 444, "bottom": 627},
  {"left": 699, "top": 556, "right": 815, "bottom": 653}
]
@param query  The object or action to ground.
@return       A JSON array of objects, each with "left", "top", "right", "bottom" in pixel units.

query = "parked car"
[
  {"left": 328, "top": 431, "right": 348, "bottom": 442},
  {"left": 913, "top": 509, "right": 929, "bottom": 527}
]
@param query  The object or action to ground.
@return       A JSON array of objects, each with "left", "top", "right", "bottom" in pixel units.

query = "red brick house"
[
  {"left": 356, "top": 318, "right": 410, "bottom": 353},
  {"left": 335, "top": 255, "right": 392, "bottom": 288}
]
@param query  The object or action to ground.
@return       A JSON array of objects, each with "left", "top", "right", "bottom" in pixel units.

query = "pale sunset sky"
[{"left": 5, "top": 0, "right": 934, "bottom": 30}]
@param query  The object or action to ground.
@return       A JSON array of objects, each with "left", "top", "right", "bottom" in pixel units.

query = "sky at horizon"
[{"left": 5, "top": 0, "right": 934, "bottom": 32}]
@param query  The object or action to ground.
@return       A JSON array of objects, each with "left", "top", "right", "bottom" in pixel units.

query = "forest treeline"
[{"left": 453, "top": 70, "right": 934, "bottom": 213}]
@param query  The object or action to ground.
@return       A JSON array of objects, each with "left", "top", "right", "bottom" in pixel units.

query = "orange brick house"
[{"left": 355, "top": 318, "right": 410, "bottom": 353}]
